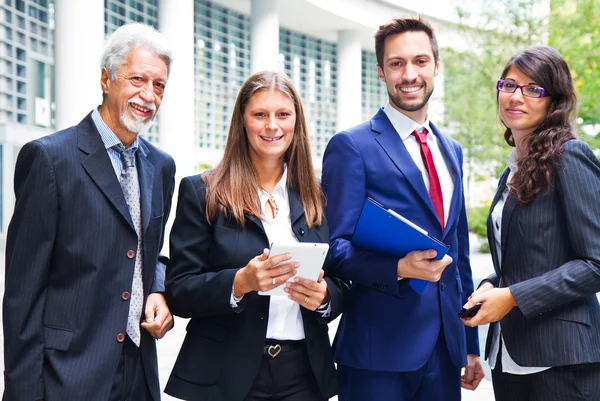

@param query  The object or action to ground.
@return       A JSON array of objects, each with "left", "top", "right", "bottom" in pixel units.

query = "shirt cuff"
[
  {"left": 230, "top": 288, "right": 244, "bottom": 308},
  {"left": 150, "top": 260, "right": 166, "bottom": 293},
  {"left": 315, "top": 301, "right": 331, "bottom": 318}
]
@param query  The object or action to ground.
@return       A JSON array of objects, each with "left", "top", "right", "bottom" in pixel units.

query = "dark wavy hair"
[{"left": 498, "top": 46, "right": 577, "bottom": 204}]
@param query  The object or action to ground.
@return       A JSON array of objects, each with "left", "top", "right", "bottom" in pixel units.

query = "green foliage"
[
  {"left": 467, "top": 206, "right": 491, "bottom": 253},
  {"left": 443, "top": 0, "right": 547, "bottom": 188},
  {"left": 467, "top": 207, "right": 488, "bottom": 238},
  {"left": 549, "top": 0, "right": 600, "bottom": 129}
]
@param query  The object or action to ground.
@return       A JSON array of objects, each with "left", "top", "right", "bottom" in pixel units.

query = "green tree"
[
  {"left": 443, "top": 0, "right": 547, "bottom": 194},
  {"left": 549, "top": 0, "right": 600, "bottom": 151}
]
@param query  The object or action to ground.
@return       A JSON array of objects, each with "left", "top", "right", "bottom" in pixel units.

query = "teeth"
[
  {"left": 130, "top": 103, "right": 152, "bottom": 113},
  {"left": 400, "top": 86, "right": 421, "bottom": 93},
  {"left": 261, "top": 136, "right": 283, "bottom": 142}
]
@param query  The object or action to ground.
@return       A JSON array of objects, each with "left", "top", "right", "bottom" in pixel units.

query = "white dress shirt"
[
  {"left": 383, "top": 103, "right": 454, "bottom": 225},
  {"left": 488, "top": 150, "right": 550, "bottom": 374}
]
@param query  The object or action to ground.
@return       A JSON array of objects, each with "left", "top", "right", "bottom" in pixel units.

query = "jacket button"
[
  {"left": 121, "top": 291, "right": 130, "bottom": 300},
  {"left": 298, "top": 228, "right": 305, "bottom": 236},
  {"left": 127, "top": 250, "right": 135, "bottom": 259},
  {"left": 440, "top": 282, "right": 445, "bottom": 290},
  {"left": 116, "top": 333, "right": 125, "bottom": 343}
]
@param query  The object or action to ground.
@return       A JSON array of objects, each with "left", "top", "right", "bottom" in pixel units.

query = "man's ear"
[
  {"left": 100, "top": 67, "right": 111, "bottom": 95},
  {"left": 434, "top": 59, "right": 440, "bottom": 77},
  {"left": 377, "top": 64, "right": 385, "bottom": 82}
]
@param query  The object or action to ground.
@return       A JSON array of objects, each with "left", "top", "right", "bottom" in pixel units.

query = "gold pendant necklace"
[{"left": 265, "top": 192, "right": 279, "bottom": 218}]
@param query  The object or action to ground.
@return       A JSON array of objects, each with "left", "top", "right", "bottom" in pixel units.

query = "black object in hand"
[{"left": 458, "top": 304, "right": 482, "bottom": 319}]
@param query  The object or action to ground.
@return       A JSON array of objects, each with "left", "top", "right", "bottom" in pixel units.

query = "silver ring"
[{"left": 272, "top": 277, "right": 276, "bottom": 286}]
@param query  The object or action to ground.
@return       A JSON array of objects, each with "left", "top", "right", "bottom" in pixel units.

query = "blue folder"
[{"left": 351, "top": 197, "right": 450, "bottom": 293}]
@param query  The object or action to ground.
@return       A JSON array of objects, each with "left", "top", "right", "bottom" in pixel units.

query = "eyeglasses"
[{"left": 496, "top": 79, "right": 549, "bottom": 98}]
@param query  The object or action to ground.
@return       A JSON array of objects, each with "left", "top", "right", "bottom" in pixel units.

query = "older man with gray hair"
[{"left": 3, "top": 23, "right": 176, "bottom": 401}]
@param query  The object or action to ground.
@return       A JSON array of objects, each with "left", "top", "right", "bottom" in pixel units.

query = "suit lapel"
[
  {"left": 288, "top": 190, "right": 304, "bottom": 226},
  {"left": 78, "top": 114, "right": 135, "bottom": 232},
  {"left": 488, "top": 168, "right": 510, "bottom": 274},
  {"left": 136, "top": 139, "right": 154, "bottom": 234},
  {"left": 372, "top": 110, "right": 437, "bottom": 219},
  {"left": 501, "top": 192, "right": 518, "bottom": 260}
]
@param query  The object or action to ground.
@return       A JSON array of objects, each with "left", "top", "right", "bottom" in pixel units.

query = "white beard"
[{"left": 121, "top": 96, "right": 156, "bottom": 134}]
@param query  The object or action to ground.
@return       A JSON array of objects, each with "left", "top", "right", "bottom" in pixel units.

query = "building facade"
[{"left": 0, "top": 0, "right": 466, "bottom": 235}]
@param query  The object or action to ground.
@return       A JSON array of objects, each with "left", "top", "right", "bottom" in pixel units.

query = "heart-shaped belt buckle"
[{"left": 267, "top": 344, "right": 282, "bottom": 358}]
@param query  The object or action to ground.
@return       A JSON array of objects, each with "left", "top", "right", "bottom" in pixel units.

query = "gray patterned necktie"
[{"left": 112, "top": 144, "right": 143, "bottom": 347}]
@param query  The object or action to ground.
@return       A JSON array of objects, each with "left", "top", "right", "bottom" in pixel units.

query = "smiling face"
[
  {"left": 99, "top": 47, "right": 168, "bottom": 145},
  {"left": 498, "top": 66, "right": 551, "bottom": 145},
  {"left": 377, "top": 30, "right": 439, "bottom": 123},
  {"left": 244, "top": 89, "right": 296, "bottom": 168}
]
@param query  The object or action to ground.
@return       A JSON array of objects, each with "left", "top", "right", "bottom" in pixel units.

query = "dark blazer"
[
  {"left": 321, "top": 108, "right": 478, "bottom": 373},
  {"left": 484, "top": 140, "right": 600, "bottom": 367},
  {"left": 164, "top": 174, "right": 348, "bottom": 401},
  {"left": 3, "top": 112, "right": 176, "bottom": 401}
]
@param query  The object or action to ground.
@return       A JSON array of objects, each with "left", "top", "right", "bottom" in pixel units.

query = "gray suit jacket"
[
  {"left": 3, "top": 113, "right": 176, "bottom": 401},
  {"left": 484, "top": 139, "right": 600, "bottom": 367}
]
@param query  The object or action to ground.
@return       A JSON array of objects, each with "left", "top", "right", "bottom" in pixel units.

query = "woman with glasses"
[
  {"left": 461, "top": 46, "right": 600, "bottom": 400},
  {"left": 163, "top": 71, "right": 348, "bottom": 401}
]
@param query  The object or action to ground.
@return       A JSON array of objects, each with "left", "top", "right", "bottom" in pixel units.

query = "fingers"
[
  {"left": 398, "top": 251, "right": 453, "bottom": 282},
  {"left": 285, "top": 277, "right": 328, "bottom": 310},
  {"left": 257, "top": 268, "right": 297, "bottom": 292},
  {"left": 257, "top": 248, "right": 270, "bottom": 261},
  {"left": 317, "top": 270, "right": 324, "bottom": 282}
]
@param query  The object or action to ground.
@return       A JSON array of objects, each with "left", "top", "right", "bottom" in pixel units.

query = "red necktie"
[{"left": 412, "top": 128, "right": 445, "bottom": 231}]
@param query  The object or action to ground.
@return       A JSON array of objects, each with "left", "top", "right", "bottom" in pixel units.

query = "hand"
[
  {"left": 461, "top": 354, "right": 485, "bottom": 390},
  {"left": 141, "top": 293, "right": 173, "bottom": 339},
  {"left": 461, "top": 287, "right": 517, "bottom": 327},
  {"left": 234, "top": 248, "right": 298, "bottom": 296},
  {"left": 285, "top": 270, "right": 328, "bottom": 311},
  {"left": 397, "top": 250, "right": 452, "bottom": 282}
]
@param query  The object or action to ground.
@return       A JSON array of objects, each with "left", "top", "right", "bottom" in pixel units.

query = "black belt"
[{"left": 263, "top": 339, "right": 305, "bottom": 358}]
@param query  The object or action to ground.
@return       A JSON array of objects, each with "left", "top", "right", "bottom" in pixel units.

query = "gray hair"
[{"left": 100, "top": 23, "right": 172, "bottom": 80}]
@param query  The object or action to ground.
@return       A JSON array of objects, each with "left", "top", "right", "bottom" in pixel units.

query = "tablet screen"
[{"left": 258, "top": 242, "right": 329, "bottom": 296}]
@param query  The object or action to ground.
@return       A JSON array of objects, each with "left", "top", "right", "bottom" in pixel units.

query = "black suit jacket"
[
  {"left": 3, "top": 113, "right": 176, "bottom": 401},
  {"left": 164, "top": 174, "right": 348, "bottom": 401},
  {"left": 484, "top": 140, "right": 600, "bottom": 367}
]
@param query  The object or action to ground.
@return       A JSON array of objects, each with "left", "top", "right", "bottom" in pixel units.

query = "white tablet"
[{"left": 258, "top": 242, "right": 330, "bottom": 296}]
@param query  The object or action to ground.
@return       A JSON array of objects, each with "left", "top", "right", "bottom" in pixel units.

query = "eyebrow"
[{"left": 505, "top": 78, "right": 541, "bottom": 86}]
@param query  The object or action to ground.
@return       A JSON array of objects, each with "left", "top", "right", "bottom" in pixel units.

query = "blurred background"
[{"left": 0, "top": 1, "right": 598, "bottom": 399}]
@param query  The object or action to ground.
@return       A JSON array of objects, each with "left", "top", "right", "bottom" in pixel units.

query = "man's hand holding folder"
[
  {"left": 351, "top": 198, "right": 453, "bottom": 293},
  {"left": 396, "top": 249, "right": 452, "bottom": 284}
]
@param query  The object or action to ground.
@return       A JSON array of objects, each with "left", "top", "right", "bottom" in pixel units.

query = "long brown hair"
[
  {"left": 205, "top": 71, "right": 323, "bottom": 227},
  {"left": 498, "top": 46, "right": 577, "bottom": 204}
]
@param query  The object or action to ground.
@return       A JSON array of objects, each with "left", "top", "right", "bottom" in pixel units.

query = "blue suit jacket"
[
  {"left": 3, "top": 112, "right": 176, "bottom": 401},
  {"left": 321, "top": 108, "right": 478, "bottom": 372}
]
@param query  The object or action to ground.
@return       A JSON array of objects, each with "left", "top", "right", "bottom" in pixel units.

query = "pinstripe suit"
[
  {"left": 484, "top": 140, "right": 600, "bottom": 399},
  {"left": 3, "top": 112, "right": 176, "bottom": 401}
]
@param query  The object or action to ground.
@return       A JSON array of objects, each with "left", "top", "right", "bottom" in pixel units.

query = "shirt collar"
[
  {"left": 383, "top": 102, "right": 432, "bottom": 141},
  {"left": 91, "top": 108, "right": 139, "bottom": 151},
  {"left": 506, "top": 150, "right": 518, "bottom": 173},
  {"left": 259, "top": 164, "right": 289, "bottom": 201}
]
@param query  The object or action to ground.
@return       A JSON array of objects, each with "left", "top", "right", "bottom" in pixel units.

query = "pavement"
[{"left": 0, "top": 244, "right": 497, "bottom": 400}]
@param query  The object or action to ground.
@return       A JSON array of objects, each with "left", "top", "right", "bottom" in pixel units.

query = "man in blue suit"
[
  {"left": 3, "top": 24, "right": 175, "bottom": 401},
  {"left": 322, "top": 17, "right": 484, "bottom": 401}
]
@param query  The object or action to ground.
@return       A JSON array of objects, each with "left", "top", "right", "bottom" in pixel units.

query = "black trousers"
[
  {"left": 108, "top": 336, "right": 153, "bottom": 401},
  {"left": 492, "top": 345, "right": 600, "bottom": 401},
  {"left": 245, "top": 340, "right": 326, "bottom": 401}
]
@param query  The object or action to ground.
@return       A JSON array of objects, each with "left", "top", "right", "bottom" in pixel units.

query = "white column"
[
  {"left": 159, "top": 0, "right": 196, "bottom": 179},
  {"left": 336, "top": 30, "right": 362, "bottom": 131},
  {"left": 251, "top": 0, "right": 279, "bottom": 73},
  {"left": 54, "top": 0, "right": 104, "bottom": 130}
]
